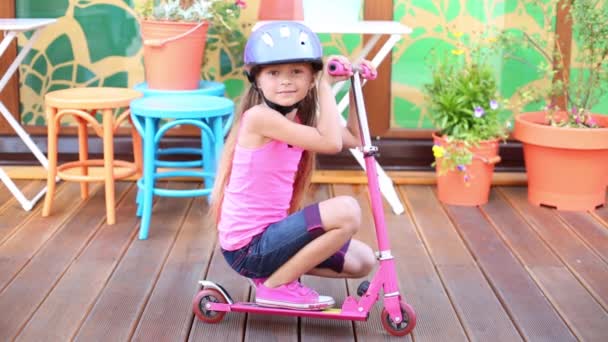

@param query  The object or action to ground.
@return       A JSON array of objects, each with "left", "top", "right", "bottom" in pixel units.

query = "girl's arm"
[{"left": 246, "top": 56, "right": 352, "bottom": 154}]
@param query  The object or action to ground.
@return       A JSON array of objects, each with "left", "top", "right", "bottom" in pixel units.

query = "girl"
[{"left": 209, "top": 21, "right": 376, "bottom": 310}]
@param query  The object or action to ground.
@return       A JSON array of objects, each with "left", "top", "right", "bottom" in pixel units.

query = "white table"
[
  {"left": 0, "top": 18, "right": 57, "bottom": 211},
  {"left": 254, "top": 20, "right": 412, "bottom": 214}
]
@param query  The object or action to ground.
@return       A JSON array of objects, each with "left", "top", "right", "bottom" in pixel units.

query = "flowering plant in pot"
[
  {"left": 424, "top": 31, "right": 509, "bottom": 206},
  {"left": 499, "top": 0, "right": 608, "bottom": 211},
  {"left": 135, "top": 0, "right": 247, "bottom": 90}
]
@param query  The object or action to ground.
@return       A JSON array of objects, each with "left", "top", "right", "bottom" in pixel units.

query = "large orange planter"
[
  {"left": 258, "top": 0, "right": 303, "bottom": 20},
  {"left": 513, "top": 111, "right": 608, "bottom": 211},
  {"left": 141, "top": 20, "right": 209, "bottom": 90},
  {"left": 433, "top": 134, "right": 501, "bottom": 206}
]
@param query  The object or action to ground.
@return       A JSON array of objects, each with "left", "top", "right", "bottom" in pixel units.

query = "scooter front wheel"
[
  {"left": 381, "top": 301, "right": 416, "bottom": 336},
  {"left": 193, "top": 288, "right": 227, "bottom": 323}
]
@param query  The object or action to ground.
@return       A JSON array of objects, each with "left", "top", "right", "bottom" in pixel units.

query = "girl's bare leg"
[
  {"left": 306, "top": 239, "right": 375, "bottom": 278},
  {"left": 264, "top": 196, "right": 375, "bottom": 287}
]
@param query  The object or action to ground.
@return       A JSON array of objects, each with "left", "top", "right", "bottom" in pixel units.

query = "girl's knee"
[
  {"left": 345, "top": 241, "right": 376, "bottom": 277},
  {"left": 357, "top": 244, "right": 376, "bottom": 276},
  {"left": 336, "top": 196, "right": 361, "bottom": 232},
  {"left": 319, "top": 196, "right": 361, "bottom": 234}
]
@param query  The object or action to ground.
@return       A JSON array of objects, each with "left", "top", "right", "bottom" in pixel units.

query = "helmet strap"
[{"left": 262, "top": 94, "right": 300, "bottom": 115}]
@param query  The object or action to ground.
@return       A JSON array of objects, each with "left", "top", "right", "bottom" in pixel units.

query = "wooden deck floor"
[{"left": 1, "top": 179, "right": 608, "bottom": 341}]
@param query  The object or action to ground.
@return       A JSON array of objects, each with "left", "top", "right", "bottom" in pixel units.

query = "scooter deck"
[{"left": 223, "top": 302, "right": 369, "bottom": 321}]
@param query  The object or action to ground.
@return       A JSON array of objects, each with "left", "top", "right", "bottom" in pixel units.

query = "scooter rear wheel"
[
  {"left": 381, "top": 301, "right": 416, "bottom": 336},
  {"left": 193, "top": 288, "right": 227, "bottom": 323}
]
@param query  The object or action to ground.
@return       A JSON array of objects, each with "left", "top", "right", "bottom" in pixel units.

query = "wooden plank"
[
  {"left": 0, "top": 182, "right": 93, "bottom": 291},
  {"left": 131, "top": 196, "right": 216, "bottom": 342},
  {"left": 189, "top": 247, "right": 249, "bottom": 341},
  {"left": 3, "top": 166, "right": 529, "bottom": 186},
  {"left": 402, "top": 185, "right": 521, "bottom": 341},
  {"left": 0, "top": 181, "right": 131, "bottom": 340},
  {"left": 500, "top": 187, "right": 608, "bottom": 310},
  {"left": 557, "top": 211, "right": 608, "bottom": 264},
  {"left": 399, "top": 186, "right": 473, "bottom": 266},
  {"left": 301, "top": 184, "right": 354, "bottom": 341},
  {"left": 336, "top": 184, "right": 468, "bottom": 342},
  {"left": 15, "top": 184, "right": 140, "bottom": 341},
  {"left": 483, "top": 189, "right": 608, "bottom": 341},
  {"left": 0, "top": 180, "right": 46, "bottom": 244},
  {"left": 445, "top": 202, "right": 576, "bottom": 341},
  {"left": 0, "top": 180, "right": 18, "bottom": 208},
  {"left": 73, "top": 183, "right": 194, "bottom": 341},
  {"left": 531, "top": 265, "right": 608, "bottom": 342}
]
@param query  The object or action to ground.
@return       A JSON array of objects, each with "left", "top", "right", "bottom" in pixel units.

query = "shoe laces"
[{"left": 285, "top": 280, "right": 317, "bottom": 296}]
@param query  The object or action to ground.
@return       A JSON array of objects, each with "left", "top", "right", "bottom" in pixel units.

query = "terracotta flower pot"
[
  {"left": 140, "top": 20, "right": 209, "bottom": 90},
  {"left": 513, "top": 111, "right": 608, "bottom": 211},
  {"left": 433, "top": 134, "right": 501, "bottom": 206},
  {"left": 258, "top": 0, "right": 303, "bottom": 20}
]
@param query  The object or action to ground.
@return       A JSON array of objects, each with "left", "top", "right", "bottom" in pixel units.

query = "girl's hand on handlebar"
[
  {"left": 322, "top": 55, "right": 352, "bottom": 83},
  {"left": 357, "top": 59, "right": 378, "bottom": 80}
]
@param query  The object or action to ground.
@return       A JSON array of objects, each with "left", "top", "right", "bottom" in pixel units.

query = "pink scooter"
[{"left": 192, "top": 59, "right": 417, "bottom": 337}]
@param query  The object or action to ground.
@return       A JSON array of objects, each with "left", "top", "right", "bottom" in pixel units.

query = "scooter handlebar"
[{"left": 327, "top": 59, "right": 377, "bottom": 80}]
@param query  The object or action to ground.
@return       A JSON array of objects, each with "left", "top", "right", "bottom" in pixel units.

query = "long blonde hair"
[{"left": 208, "top": 74, "right": 319, "bottom": 226}]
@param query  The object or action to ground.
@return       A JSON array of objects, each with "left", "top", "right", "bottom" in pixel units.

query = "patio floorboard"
[{"left": 1, "top": 180, "right": 607, "bottom": 341}]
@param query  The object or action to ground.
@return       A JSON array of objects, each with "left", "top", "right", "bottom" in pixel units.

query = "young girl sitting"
[{"left": 209, "top": 21, "right": 377, "bottom": 311}]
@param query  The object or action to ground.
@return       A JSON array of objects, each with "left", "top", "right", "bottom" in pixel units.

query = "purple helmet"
[{"left": 244, "top": 21, "right": 323, "bottom": 73}]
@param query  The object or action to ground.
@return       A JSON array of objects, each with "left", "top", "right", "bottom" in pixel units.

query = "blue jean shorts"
[{"left": 221, "top": 203, "right": 351, "bottom": 279}]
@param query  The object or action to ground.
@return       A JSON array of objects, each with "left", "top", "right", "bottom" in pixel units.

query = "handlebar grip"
[
  {"left": 359, "top": 64, "right": 378, "bottom": 80},
  {"left": 327, "top": 59, "right": 351, "bottom": 77},
  {"left": 327, "top": 58, "right": 377, "bottom": 80}
]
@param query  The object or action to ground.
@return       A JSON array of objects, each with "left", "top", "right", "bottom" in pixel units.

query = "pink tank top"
[{"left": 218, "top": 115, "right": 303, "bottom": 251}]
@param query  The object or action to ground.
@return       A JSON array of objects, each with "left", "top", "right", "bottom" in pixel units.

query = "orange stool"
[{"left": 42, "top": 87, "right": 143, "bottom": 224}]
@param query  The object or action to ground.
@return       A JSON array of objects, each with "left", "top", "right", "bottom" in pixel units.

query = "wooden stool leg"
[
  {"left": 77, "top": 116, "right": 89, "bottom": 199},
  {"left": 102, "top": 109, "right": 116, "bottom": 225},
  {"left": 42, "top": 107, "right": 58, "bottom": 217}
]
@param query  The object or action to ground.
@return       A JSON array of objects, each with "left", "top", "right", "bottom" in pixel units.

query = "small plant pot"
[
  {"left": 141, "top": 20, "right": 209, "bottom": 90},
  {"left": 513, "top": 111, "right": 608, "bottom": 211},
  {"left": 433, "top": 134, "right": 501, "bottom": 206}
]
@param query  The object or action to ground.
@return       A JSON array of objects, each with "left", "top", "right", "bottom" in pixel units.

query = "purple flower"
[
  {"left": 457, "top": 164, "right": 467, "bottom": 172},
  {"left": 490, "top": 100, "right": 499, "bottom": 110},
  {"left": 235, "top": 0, "right": 246, "bottom": 8},
  {"left": 474, "top": 106, "right": 485, "bottom": 118}
]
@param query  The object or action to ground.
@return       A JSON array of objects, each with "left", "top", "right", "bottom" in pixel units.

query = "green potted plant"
[
  {"left": 500, "top": 0, "right": 608, "bottom": 211},
  {"left": 425, "top": 31, "right": 509, "bottom": 206},
  {"left": 136, "top": 0, "right": 247, "bottom": 90}
]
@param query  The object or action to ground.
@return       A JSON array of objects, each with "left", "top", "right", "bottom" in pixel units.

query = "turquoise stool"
[
  {"left": 130, "top": 94, "right": 234, "bottom": 240},
  {"left": 134, "top": 80, "right": 232, "bottom": 136},
  {"left": 134, "top": 80, "right": 225, "bottom": 97}
]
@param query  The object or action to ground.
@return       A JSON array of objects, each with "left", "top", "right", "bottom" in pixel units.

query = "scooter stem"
[{"left": 349, "top": 71, "right": 391, "bottom": 254}]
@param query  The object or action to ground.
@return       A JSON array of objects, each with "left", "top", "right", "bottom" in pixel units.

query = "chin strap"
[{"left": 261, "top": 95, "right": 300, "bottom": 115}]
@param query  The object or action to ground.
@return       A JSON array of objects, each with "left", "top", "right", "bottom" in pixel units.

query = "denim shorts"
[{"left": 221, "top": 203, "right": 351, "bottom": 279}]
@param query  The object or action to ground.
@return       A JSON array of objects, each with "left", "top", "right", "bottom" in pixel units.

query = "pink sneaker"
[{"left": 255, "top": 280, "right": 335, "bottom": 310}]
